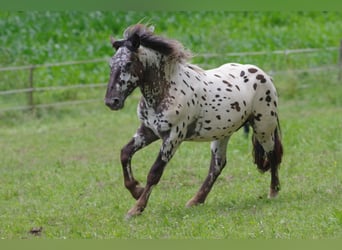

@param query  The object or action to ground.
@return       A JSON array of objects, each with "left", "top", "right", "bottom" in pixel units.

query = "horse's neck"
[{"left": 139, "top": 49, "right": 177, "bottom": 109}]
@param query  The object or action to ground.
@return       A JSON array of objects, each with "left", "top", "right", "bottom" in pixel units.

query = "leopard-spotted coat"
[{"left": 105, "top": 24, "right": 283, "bottom": 218}]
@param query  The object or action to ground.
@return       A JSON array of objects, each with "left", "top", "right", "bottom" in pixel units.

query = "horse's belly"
[{"left": 185, "top": 113, "right": 247, "bottom": 141}]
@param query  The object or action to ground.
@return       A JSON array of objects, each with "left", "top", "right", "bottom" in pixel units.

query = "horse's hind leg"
[
  {"left": 267, "top": 129, "right": 283, "bottom": 198},
  {"left": 121, "top": 124, "right": 159, "bottom": 199},
  {"left": 267, "top": 150, "right": 280, "bottom": 198},
  {"left": 186, "top": 136, "right": 230, "bottom": 207},
  {"left": 252, "top": 125, "right": 283, "bottom": 198}
]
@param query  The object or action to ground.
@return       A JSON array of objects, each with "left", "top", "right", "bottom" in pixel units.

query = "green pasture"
[{"left": 0, "top": 11, "right": 341, "bottom": 239}]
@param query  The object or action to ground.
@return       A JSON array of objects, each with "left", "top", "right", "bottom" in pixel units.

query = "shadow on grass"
[{"left": 154, "top": 185, "right": 337, "bottom": 219}]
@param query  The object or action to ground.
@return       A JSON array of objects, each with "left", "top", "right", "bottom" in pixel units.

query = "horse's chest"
[{"left": 137, "top": 103, "right": 173, "bottom": 137}]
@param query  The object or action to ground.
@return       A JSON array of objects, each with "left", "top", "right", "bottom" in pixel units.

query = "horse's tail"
[{"left": 252, "top": 118, "right": 283, "bottom": 173}]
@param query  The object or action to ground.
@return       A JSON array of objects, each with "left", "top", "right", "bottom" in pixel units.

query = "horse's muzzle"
[{"left": 105, "top": 97, "right": 124, "bottom": 110}]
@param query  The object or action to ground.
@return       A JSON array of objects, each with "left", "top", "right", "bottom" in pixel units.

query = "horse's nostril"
[
  {"left": 105, "top": 97, "right": 121, "bottom": 109},
  {"left": 112, "top": 98, "right": 120, "bottom": 106}
]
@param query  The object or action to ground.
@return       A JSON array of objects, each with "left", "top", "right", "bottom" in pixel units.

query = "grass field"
[{"left": 0, "top": 11, "right": 341, "bottom": 239}]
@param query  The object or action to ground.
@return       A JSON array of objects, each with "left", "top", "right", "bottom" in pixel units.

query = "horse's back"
[
  {"left": 186, "top": 63, "right": 279, "bottom": 142},
  {"left": 212, "top": 63, "right": 278, "bottom": 107}
]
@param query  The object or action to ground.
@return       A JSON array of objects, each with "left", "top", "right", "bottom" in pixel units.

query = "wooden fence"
[{"left": 0, "top": 45, "right": 341, "bottom": 113}]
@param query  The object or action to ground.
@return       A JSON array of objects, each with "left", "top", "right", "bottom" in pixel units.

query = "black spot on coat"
[{"left": 248, "top": 68, "right": 258, "bottom": 73}]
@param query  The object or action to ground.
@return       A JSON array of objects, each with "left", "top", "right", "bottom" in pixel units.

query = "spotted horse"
[{"left": 105, "top": 24, "right": 283, "bottom": 218}]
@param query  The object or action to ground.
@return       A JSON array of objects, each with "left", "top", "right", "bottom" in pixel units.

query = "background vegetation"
[{"left": 0, "top": 11, "right": 341, "bottom": 239}]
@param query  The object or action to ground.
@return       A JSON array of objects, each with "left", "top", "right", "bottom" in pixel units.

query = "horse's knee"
[
  {"left": 213, "top": 159, "right": 226, "bottom": 176},
  {"left": 210, "top": 154, "right": 226, "bottom": 175}
]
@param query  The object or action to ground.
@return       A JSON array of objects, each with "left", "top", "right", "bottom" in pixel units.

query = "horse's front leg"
[
  {"left": 126, "top": 131, "right": 182, "bottom": 218},
  {"left": 186, "top": 136, "right": 230, "bottom": 207},
  {"left": 121, "top": 124, "right": 159, "bottom": 200}
]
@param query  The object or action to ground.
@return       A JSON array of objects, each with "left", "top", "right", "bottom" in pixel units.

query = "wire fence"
[{"left": 0, "top": 46, "right": 341, "bottom": 113}]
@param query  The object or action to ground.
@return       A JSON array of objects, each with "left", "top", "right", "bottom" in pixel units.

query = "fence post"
[
  {"left": 339, "top": 39, "right": 342, "bottom": 80},
  {"left": 28, "top": 65, "right": 35, "bottom": 112}
]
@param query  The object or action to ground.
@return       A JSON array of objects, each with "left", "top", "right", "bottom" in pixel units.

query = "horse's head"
[
  {"left": 105, "top": 34, "right": 143, "bottom": 110},
  {"left": 105, "top": 24, "right": 190, "bottom": 110}
]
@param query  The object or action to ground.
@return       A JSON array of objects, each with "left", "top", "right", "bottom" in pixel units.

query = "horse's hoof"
[
  {"left": 268, "top": 189, "right": 279, "bottom": 199},
  {"left": 186, "top": 198, "right": 200, "bottom": 207},
  {"left": 125, "top": 206, "right": 143, "bottom": 220}
]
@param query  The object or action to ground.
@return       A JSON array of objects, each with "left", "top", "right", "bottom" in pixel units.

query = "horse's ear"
[
  {"left": 110, "top": 36, "right": 115, "bottom": 45},
  {"left": 111, "top": 36, "right": 124, "bottom": 50},
  {"left": 110, "top": 36, "right": 116, "bottom": 47},
  {"left": 128, "top": 33, "right": 140, "bottom": 51},
  {"left": 110, "top": 36, "right": 118, "bottom": 50}
]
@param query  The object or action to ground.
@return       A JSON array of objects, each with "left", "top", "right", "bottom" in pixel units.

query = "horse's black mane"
[{"left": 122, "top": 24, "right": 191, "bottom": 62}]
